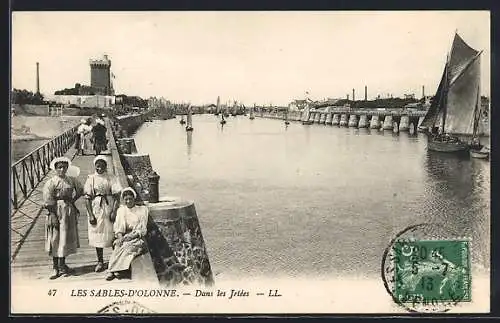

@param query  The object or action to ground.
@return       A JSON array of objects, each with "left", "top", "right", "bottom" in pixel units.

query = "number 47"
[{"left": 48, "top": 289, "right": 57, "bottom": 296}]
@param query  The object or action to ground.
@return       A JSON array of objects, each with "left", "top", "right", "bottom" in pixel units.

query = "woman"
[
  {"left": 42, "top": 156, "right": 83, "bottom": 280},
  {"left": 76, "top": 119, "right": 92, "bottom": 156},
  {"left": 91, "top": 119, "right": 108, "bottom": 156},
  {"left": 83, "top": 156, "right": 122, "bottom": 272},
  {"left": 106, "top": 187, "right": 149, "bottom": 281}
]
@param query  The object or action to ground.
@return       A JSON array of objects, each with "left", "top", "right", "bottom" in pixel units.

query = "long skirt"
[
  {"left": 45, "top": 200, "right": 80, "bottom": 257},
  {"left": 94, "top": 138, "right": 108, "bottom": 153},
  {"left": 88, "top": 196, "right": 115, "bottom": 248},
  {"left": 108, "top": 237, "right": 147, "bottom": 272}
]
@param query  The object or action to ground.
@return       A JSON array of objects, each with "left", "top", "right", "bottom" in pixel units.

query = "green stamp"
[{"left": 393, "top": 239, "right": 471, "bottom": 304}]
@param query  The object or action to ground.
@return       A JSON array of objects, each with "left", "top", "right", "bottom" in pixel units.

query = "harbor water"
[{"left": 132, "top": 115, "right": 490, "bottom": 282}]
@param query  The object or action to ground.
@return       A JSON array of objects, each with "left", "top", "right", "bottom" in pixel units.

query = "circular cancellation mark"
[{"left": 381, "top": 223, "right": 472, "bottom": 313}]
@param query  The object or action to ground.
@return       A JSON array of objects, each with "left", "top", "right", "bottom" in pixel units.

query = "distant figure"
[
  {"left": 92, "top": 120, "right": 108, "bottom": 156},
  {"left": 96, "top": 114, "right": 106, "bottom": 126},
  {"left": 75, "top": 119, "right": 92, "bottom": 156}
]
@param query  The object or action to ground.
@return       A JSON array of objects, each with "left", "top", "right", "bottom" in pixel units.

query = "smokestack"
[
  {"left": 347, "top": 94, "right": 349, "bottom": 101},
  {"left": 352, "top": 89, "right": 355, "bottom": 102},
  {"left": 36, "top": 62, "right": 40, "bottom": 94},
  {"left": 422, "top": 85, "right": 425, "bottom": 99},
  {"left": 364, "top": 85, "right": 367, "bottom": 101}
]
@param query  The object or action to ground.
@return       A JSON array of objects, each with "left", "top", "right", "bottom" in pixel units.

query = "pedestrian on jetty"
[
  {"left": 92, "top": 117, "right": 108, "bottom": 156},
  {"left": 76, "top": 119, "right": 92, "bottom": 156},
  {"left": 106, "top": 187, "right": 149, "bottom": 281},
  {"left": 84, "top": 156, "right": 123, "bottom": 273},
  {"left": 42, "top": 156, "right": 83, "bottom": 280}
]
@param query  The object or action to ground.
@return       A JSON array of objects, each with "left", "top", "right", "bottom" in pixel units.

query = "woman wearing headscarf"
[
  {"left": 106, "top": 187, "right": 149, "bottom": 281},
  {"left": 83, "top": 155, "right": 123, "bottom": 272},
  {"left": 42, "top": 156, "right": 83, "bottom": 279},
  {"left": 91, "top": 119, "right": 108, "bottom": 156},
  {"left": 76, "top": 119, "right": 92, "bottom": 156}
]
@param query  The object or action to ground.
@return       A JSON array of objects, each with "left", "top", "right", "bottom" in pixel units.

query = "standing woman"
[
  {"left": 42, "top": 156, "right": 83, "bottom": 279},
  {"left": 83, "top": 156, "right": 123, "bottom": 272},
  {"left": 92, "top": 116, "right": 108, "bottom": 156},
  {"left": 106, "top": 187, "right": 149, "bottom": 281},
  {"left": 76, "top": 119, "right": 91, "bottom": 155}
]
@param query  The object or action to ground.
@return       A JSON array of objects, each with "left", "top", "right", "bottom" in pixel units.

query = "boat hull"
[
  {"left": 302, "top": 121, "right": 313, "bottom": 125},
  {"left": 470, "top": 147, "right": 490, "bottom": 159},
  {"left": 427, "top": 140, "right": 469, "bottom": 153}
]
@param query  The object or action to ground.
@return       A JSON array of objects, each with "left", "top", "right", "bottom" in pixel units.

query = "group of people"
[
  {"left": 75, "top": 114, "right": 109, "bottom": 156},
  {"left": 42, "top": 154, "right": 149, "bottom": 281}
]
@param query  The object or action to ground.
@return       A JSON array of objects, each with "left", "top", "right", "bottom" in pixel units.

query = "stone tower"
[{"left": 89, "top": 54, "right": 113, "bottom": 95}]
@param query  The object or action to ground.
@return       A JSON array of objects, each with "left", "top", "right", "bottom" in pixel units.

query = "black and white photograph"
[{"left": 10, "top": 11, "right": 490, "bottom": 314}]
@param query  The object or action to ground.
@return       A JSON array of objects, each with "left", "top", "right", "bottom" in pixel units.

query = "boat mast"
[{"left": 440, "top": 55, "right": 450, "bottom": 134}]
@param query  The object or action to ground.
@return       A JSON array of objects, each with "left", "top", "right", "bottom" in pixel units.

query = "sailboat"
[
  {"left": 220, "top": 112, "right": 227, "bottom": 125},
  {"left": 185, "top": 106, "right": 193, "bottom": 131},
  {"left": 420, "top": 32, "right": 483, "bottom": 153},
  {"left": 469, "top": 96, "right": 490, "bottom": 159},
  {"left": 284, "top": 107, "right": 290, "bottom": 125},
  {"left": 215, "top": 96, "right": 220, "bottom": 116},
  {"left": 301, "top": 104, "right": 313, "bottom": 125},
  {"left": 249, "top": 104, "right": 255, "bottom": 120}
]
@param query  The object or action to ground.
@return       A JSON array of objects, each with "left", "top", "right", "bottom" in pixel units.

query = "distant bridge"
[{"left": 256, "top": 108, "right": 427, "bottom": 132}]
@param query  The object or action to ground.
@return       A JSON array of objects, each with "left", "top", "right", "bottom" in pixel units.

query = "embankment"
[
  {"left": 11, "top": 116, "right": 81, "bottom": 141},
  {"left": 110, "top": 112, "right": 215, "bottom": 287}
]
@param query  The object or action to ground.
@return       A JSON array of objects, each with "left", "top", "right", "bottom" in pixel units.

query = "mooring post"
[{"left": 148, "top": 171, "right": 160, "bottom": 203}]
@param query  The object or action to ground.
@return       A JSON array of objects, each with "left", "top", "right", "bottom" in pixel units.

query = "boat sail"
[
  {"left": 301, "top": 103, "right": 313, "bottom": 125},
  {"left": 186, "top": 106, "right": 193, "bottom": 131},
  {"left": 420, "top": 32, "right": 483, "bottom": 152},
  {"left": 215, "top": 96, "right": 220, "bottom": 116},
  {"left": 284, "top": 105, "right": 290, "bottom": 125}
]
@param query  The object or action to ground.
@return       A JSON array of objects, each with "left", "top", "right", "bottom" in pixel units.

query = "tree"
[{"left": 11, "top": 89, "right": 45, "bottom": 104}]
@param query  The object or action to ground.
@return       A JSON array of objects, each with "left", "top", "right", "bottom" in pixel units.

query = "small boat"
[
  {"left": 220, "top": 113, "right": 227, "bottom": 125},
  {"left": 470, "top": 146, "right": 489, "bottom": 159},
  {"left": 249, "top": 104, "right": 255, "bottom": 120},
  {"left": 185, "top": 107, "right": 194, "bottom": 132},
  {"left": 420, "top": 32, "right": 483, "bottom": 154},
  {"left": 179, "top": 116, "right": 186, "bottom": 125}
]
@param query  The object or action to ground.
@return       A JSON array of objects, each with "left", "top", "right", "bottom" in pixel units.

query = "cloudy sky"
[{"left": 12, "top": 11, "right": 490, "bottom": 105}]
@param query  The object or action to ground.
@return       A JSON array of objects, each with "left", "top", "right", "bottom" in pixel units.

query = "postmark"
[
  {"left": 97, "top": 300, "right": 156, "bottom": 314},
  {"left": 381, "top": 223, "right": 472, "bottom": 313}
]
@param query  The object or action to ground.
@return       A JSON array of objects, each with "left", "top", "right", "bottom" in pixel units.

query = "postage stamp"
[{"left": 393, "top": 239, "right": 471, "bottom": 304}]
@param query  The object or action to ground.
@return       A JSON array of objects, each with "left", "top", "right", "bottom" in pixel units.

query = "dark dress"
[{"left": 92, "top": 123, "right": 108, "bottom": 154}]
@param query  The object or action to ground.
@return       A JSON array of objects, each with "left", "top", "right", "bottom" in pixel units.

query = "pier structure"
[
  {"left": 257, "top": 107, "right": 425, "bottom": 133},
  {"left": 11, "top": 110, "right": 213, "bottom": 289}
]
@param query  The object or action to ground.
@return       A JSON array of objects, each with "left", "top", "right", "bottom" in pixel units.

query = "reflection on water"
[{"left": 133, "top": 115, "right": 490, "bottom": 279}]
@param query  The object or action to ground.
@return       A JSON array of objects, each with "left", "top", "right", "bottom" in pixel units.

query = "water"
[
  {"left": 133, "top": 115, "right": 490, "bottom": 280},
  {"left": 11, "top": 139, "right": 48, "bottom": 163}
]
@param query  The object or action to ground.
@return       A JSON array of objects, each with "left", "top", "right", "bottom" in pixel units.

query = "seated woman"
[{"left": 106, "top": 187, "right": 149, "bottom": 281}]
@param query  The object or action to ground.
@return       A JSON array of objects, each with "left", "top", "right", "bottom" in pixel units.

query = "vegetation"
[{"left": 11, "top": 89, "right": 45, "bottom": 105}]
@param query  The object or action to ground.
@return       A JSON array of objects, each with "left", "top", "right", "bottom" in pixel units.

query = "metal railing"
[{"left": 11, "top": 125, "right": 78, "bottom": 210}]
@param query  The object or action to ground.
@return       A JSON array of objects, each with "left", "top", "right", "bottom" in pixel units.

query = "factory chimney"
[
  {"left": 36, "top": 62, "right": 40, "bottom": 94},
  {"left": 352, "top": 89, "right": 355, "bottom": 102},
  {"left": 422, "top": 85, "right": 425, "bottom": 99},
  {"left": 364, "top": 86, "right": 367, "bottom": 101}
]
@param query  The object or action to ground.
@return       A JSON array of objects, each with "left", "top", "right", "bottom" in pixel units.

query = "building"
[
  {"left": 89, "top": 55, "right": 114, "bottom": 96},
  {"left": 45, "top": 94, "right": 115, "bottom": 108}
]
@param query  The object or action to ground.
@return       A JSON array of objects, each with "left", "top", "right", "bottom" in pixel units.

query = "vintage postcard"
[{"left": 10, "top": 11, "right": 490, "bottom": 315}]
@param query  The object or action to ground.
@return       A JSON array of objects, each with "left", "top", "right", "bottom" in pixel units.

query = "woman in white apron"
[
  {"left": 83, "top": 156, "right": 123, "bottom": 272},
  {"left": 42, "top": 156, "right": 83, "bottom": 279}
]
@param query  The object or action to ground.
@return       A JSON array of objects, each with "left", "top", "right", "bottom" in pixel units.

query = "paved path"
[{"left": 11, "top": 147, "right": 134, "bottom": 286}]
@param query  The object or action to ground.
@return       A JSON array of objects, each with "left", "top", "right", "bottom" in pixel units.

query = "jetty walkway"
[{"left": 10, "top": 119, "right": 158, "bottom": 288}]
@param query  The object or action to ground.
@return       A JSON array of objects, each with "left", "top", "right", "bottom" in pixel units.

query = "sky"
[{"left": 12, "top": 11, "right": 490, "bottom": 106}]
